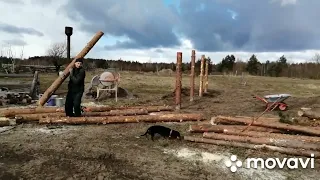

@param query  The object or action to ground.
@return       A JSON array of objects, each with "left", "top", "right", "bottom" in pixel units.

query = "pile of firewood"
[
  {"left": 0, "top": 105, "right": 205, "bottom": 127},
  {"left": 0, "top": 91, "right": 33, "bottom": 106},
  {"left": 185, "top": 115, "right": 320, "bottom": 158}
]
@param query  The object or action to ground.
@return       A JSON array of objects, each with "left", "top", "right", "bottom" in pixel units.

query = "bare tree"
[
  {"left": 46, "top": 42, "right": 67, "bottom": 74},
  {"left": 0, "top": 44, "right": 25, "bottom": 73},
  {"left": 19, "top": 46, "right": 24, "bottom": 60},
  {"left": 311, "top": 53, "right": 320, "bottom": 64},
  {"left": 0, "top": 45, "right": 3, "bottom": 57},
  {"left": 5, "top": 44, "right": 16, "bottom": 73}
]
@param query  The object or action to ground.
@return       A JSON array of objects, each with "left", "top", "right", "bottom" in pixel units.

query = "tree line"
[{"left": 1, "top": 41, "right": 320, "bottom": 79}]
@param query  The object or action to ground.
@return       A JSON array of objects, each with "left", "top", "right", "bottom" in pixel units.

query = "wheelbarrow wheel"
[{"left": 278, "top": 103, "right": 287, "bottom": 111}]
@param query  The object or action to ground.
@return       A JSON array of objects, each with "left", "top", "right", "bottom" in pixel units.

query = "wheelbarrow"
[{"left": 253, "top": 94, "right": 291, "bottom": 111}]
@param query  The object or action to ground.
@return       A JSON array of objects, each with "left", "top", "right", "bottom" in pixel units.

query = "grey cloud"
[
  {"left": 178, "top": 0, "right": 320, "bottom": 52},
  {"left": 0, "top": 23, "right": 44, "bottom": 37},
  {"left": 0, "top": 0, "right": 24, "bottom": 4},
  {"left": 61, "top": 0, "right": 320, "bottom": 52},
  {"left": 30, "top": 0, "right": 53, "bottom": 5},
  {"left": 61, "top": 0, "right": 180, "bottom": 50},
  {"left": 3, "top": 39, "right": 27, "bottom": 46}
]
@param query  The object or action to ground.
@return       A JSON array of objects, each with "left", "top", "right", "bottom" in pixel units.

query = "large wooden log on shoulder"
[
  {"left": 213, "top": 115, "right": 320, "bottom": 136},
  {"left": 15, "top": 109, "right": 149, "bottom": 122},
  {"left": 38, "top": 31, "right": 104, "bottom": 106},
  {"left": 203, "top": 132, "right": 320, "bottom": 151},
  {"left": 189, "top": 124, "right": 283, "bottom": 133},
  {"left": 184, "top": 136, "right": 320, "bottom": 158},
  {"left": 39, "top": 113, "right": 204, "bottom": 125}
]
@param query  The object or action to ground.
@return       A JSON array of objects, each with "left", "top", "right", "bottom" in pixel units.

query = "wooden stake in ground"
[
  {"left": 204, "top": 57, "right": 209, "bottom": 93},
  {"left": 190, "top": 50, "right": 195, "bottom": 102},
  {"left": 38, "top": 31, "right": 104, "bottom": 106},
  {"left": 175, "top": 52, "right": 182, "bottom": 110},
  {"left": 39, "top": 113, "right": 204, "bottom": 125},
  {"left": 199, "top": 55, "right": 205, "bottom": 97},
  {"left": 184, "top": 136, "right": 320, "bottom": 158},
  {"left": 30, "top": 71, "right": 39, "bottom": 100}
]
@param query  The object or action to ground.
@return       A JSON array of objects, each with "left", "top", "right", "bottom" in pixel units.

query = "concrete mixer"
[{"left": 86, "top": 71, "right": 120, "bottom": 101}]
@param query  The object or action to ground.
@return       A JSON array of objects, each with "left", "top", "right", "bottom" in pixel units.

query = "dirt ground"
[{"left": 1, "top": 71, "right": 320, "bottom": 179}]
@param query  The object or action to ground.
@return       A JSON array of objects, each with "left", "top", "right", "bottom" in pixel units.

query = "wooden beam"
[{"left": 38, "top": 31, "right": 104, "bottom": 106}]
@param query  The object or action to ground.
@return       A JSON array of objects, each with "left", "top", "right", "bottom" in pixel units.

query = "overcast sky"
[{"left": 0, "top": 0, "right": 319, "bottom": 64}]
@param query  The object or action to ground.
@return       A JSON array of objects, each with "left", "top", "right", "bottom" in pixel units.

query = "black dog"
[{"left": 141, "top": 125, "right": 181, "bottom": 141}]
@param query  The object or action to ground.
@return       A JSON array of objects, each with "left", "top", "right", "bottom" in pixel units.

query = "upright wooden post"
[
  {"left": 38, "top": 31, "right": 104, "bottom": 106},
  {"left": 175, "top": 52, "right": 182, "bottom": 110},
  {"left": 190, "top": 50, "right": 195, "bottom": 101},
  {"left": 204, "top": 57, "right": 209, "bottom": 93},
  {"left": 199, "top": 55, "right": 205, "bottom": 97},
  {"left": 30, "top": 71, "right": 39, "bottom": 100}
]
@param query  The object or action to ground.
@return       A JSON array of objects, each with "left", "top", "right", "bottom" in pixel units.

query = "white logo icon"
[{"left": 225, "top": 155, "right": 243, "bottom": 172}]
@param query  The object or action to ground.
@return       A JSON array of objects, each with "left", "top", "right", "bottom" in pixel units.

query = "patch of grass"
[
  {"left": 38, "top": 71, "right": 320, "bottom": 97},
  {"left": 228, "top": 147, "right": 248, "bottom": 158}
]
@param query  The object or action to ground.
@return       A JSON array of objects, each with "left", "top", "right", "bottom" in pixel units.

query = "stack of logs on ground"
[
  {"left": 0, "top": 105, "right": 204, "bottom": 127},
  {"left": 185, "top": 113, "right": 320, "bottom": 159}
]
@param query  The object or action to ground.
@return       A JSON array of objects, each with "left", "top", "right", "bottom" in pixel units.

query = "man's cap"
[{"left": 75, "top": 58, "right": 83, "bottom": 63}]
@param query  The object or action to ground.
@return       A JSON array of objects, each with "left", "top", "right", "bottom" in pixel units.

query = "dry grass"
[
  {"left": 39, "top": 70, "right": 320, "bottom": 100},
  {"left": 2, "top": 70, "right": 320, "bottom": 179},
  {"left": 38, "top": 70, "right": 320, "bottom": 118}
]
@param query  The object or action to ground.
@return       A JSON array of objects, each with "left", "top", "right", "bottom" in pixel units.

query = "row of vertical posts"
[{"left": 175, "top": 50, "right": 209, "bottom": 110}]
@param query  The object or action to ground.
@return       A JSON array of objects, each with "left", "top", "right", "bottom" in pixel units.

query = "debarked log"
[
  {"left": 221, "top": 130, "right": 320, "bottom": 143},
  {"left": 0, "top": 107, "right": 64, "bottom": 118},
  {"left": 183, "top": 136, "right": 320, "bottom": 158},
  {"left": 212, "top": 115, "right": 320, "bottom": 136},
  {"left": 298, "top": 109, "right": 320, "bottom": 120},
  {"left": 39, "top": 31, "right": 104, "bottom": 106},
  {"left": 15, "top": 109, "right": 149, "bottom": 122},
  {"left": 189, "top": 124, "right": 283, "bottom": 133},
  {"left": 203, "top": 132, "right": 320, "bottom": 151},
  {"left": 39, "top": 113, "right": 204, "bottom": 125},
  {"left": 212, "top": 116, "right": 280, "bottom": 125},
  {"left": 84, "top": 109, "right": 148, "bottom": 116},
  {"left": 0, "top": 105, "right": 174, "bottom": 118}
]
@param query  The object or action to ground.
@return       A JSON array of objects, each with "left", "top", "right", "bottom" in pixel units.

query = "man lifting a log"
[{"left": 63, "top": 58, "right": 86, "bottom": 117}]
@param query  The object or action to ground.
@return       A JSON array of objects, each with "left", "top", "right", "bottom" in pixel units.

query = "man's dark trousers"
[{"left": 65, "top": 90, "right": 83, "bottom": 117}]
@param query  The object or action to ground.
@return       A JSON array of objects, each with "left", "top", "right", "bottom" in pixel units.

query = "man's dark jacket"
[{"left": 68, "top": 67, "right": 85, "bottom": 92}]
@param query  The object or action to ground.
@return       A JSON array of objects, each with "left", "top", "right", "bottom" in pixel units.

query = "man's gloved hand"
[{"left": 59, "top": 71, "right": 65, "bottom": 79}]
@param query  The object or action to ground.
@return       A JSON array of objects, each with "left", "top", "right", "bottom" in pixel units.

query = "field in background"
[
  {"left": 1, "top": 70, "right": 320, "bottom": 179},
  {"left": 40, "top": 70, "right": 320, "bottom": 115}
]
